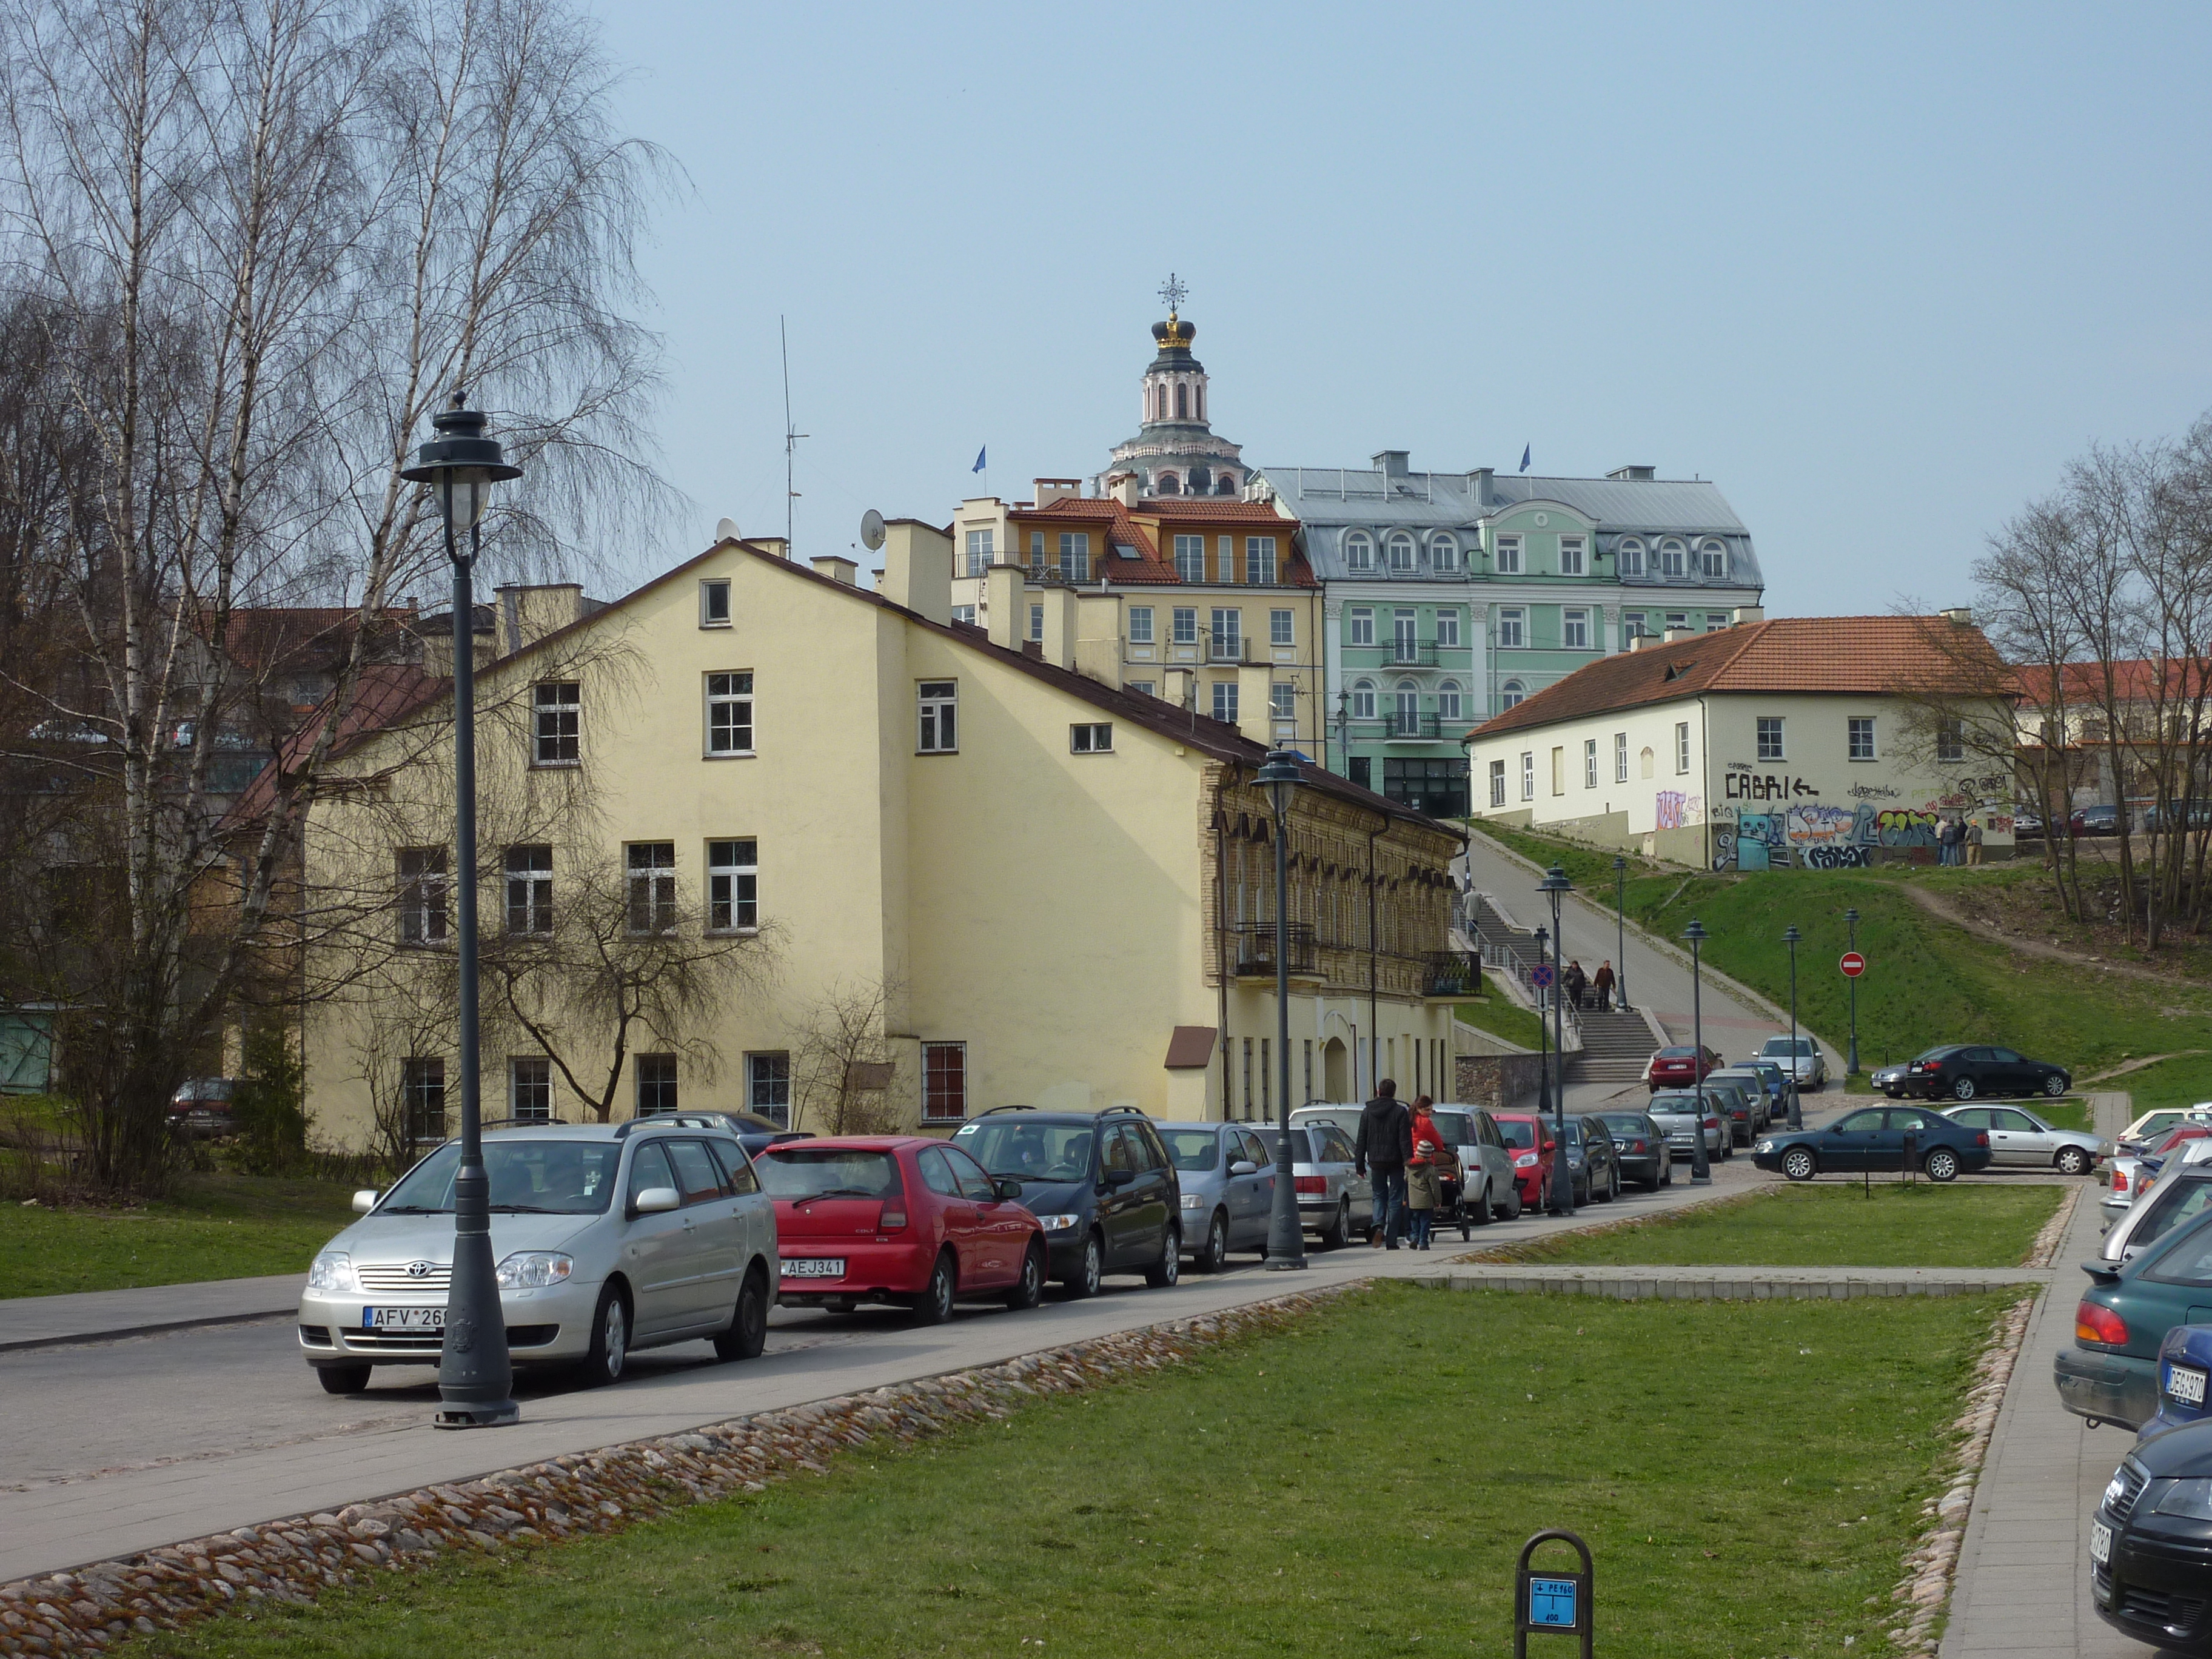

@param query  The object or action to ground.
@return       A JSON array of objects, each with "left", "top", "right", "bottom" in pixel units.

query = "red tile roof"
[
  {"left": 224, "top": 662, "right": 445, "bottom": 825},
  {"left": 1013, "top": 497, "right": 1318, "bottom": 588},
  {"left": 1470, "top": 615, "right": 2008, "bottom": 739},
  {"left": 2008, "top": 659, "right": 2212, "bottom": 706}
]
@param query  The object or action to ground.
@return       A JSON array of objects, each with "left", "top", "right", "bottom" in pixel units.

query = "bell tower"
[{"left": 1101, "top": 275, "right": 1244, "bottom": 499}]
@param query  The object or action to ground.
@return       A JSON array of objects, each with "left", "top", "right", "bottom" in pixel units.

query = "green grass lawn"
[
  {"left": 1473, "top": 1182, "right": 2065, "bottom": 1269},
  {"left": 1453, "top": 996, "right": 1548, "bottom": 1051},
  {"left": 2034, "top": 1098, "right": 2094, "bottom": 1134},
  {"left": 0, "top": 1174, "right": 358, "bottom": 1299},
  {"left": 2105, "top": 1053, "right": 2212, "bottom": 1116},
  {"left": 142, "top": 1285, "right": 2017, "bottom": 1659}
]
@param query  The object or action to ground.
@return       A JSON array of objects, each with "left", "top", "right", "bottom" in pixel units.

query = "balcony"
[
  {"left": 1206, "top": 634, "right": 1249, "bottom": 664},
  {"left": 1230, "top": 922, "right": 1318, "bottom": 978},
  {"left": 1422, "top": 951, "right": 1482, "bottom": 998},
  {"left": 1382, "top": 638, "right": 1441, "bottom": 666},
  {"left": 1383, "top": 713, "right": 1442, "bottom": 740}
]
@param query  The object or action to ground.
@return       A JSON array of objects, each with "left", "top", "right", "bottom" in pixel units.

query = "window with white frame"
[
  {"left": 917, "top": 680, "right": 957, "bottom": 752},
  {"left": 1430, "top": 533, "right": 1459, "bottom": 572},
  {"left": 1387, "top": 532, "right": 1416, "bottom": 572},
  {"left": 1617, "top": 537, "right": 1645, "bottom": 576},
  {"left": 1757, "top": 717, "right": 1785, "bottom": 762},
  {"left": 1128, "top": 606, "right": 1155, "bottom": 645},
  {"left": 1614, "top": 731, "right": 1628, "bottom": 783},
  {"left": 635, "top": 1053, "right": 678, "bottom": 1117},
  {"left": 1173, "top": 534, "right": 1205, "bottom": 581},
  {"left": 1171, "top": 606, "right": 1198, "bottom": 645},
  {"left": 707, "top": 838, "right": 757, "bottom": 931},
  {"left": 1392, "top": 608, "right": 1418, "bottom": 660},
  {"left": 1394, "top": 680, "right": 1419, "bottom": 725},
  {"left": 1699, "top": 538, "right": 1728, "bottom": 578},
  {"left": 510, "top": 1057, "right": 552, "bottom": 1123},
  {"left": 746, "top": 1051, "right": 791, "bottom": 1125},
  {"left": 1028, "top": 604, "right": 1044, "bottom": 642},
  {"left": 1559, "top": 536, "right": 1586, "bottom": 576},
  {"left": 951, "top": 604, "right": 976, "bottom": 625},
  {"left": 1495, "top": 534, "right": 1523, "bottom": 574},
  {"left": 1436, "top": 680, "right": 1462, "bottom": 722},
  {"left": 1664, "top": 611, "right": 1689, "bottom": 631},
  {"left": 1562, "top": 608, "right": 1590, "bottom": 649},
  {"left": 1270, "top": 682, "right": 1295, "bottom": 720},
  {"left": 1520, "top": 751, "right": 1535, "bottom": 800},
  {"left": 505, "top": 844, "right": 552, "bottom": 936},
  {"left": 1435, "top": 608, "right": 1460, "bottom": 648},
  {"left": 1212, "top": 681, "right": 1238, "bottom": 723},
  {"left": 1584, "top": 738, "right": 1598, "bottom": 788},
  {"left": 1348, "top": 608, "right": 1375, "bottom": 646},
  {"left": 1936, "top": 717, "right": 1965, "bottom": 762},
  {"left": 1127, "top": 680, "right": 1155, "bottom": 698},
  {"left": 1660, "top": 538, "right": 1686, "bottom": 577},
  {"left": 1270, "top": 608, "right": 1294, "bottom": 646},
  {"left": 533, "top": 682, "right": 579, "bottom": 766},
  {"left": 964, "top": 529, "right": 993, "bottom": 578},
  {"left": 1070, "top": 722, "right": 1113, "bottom": 753},
  {"left": 706, "top": 671, "right": 753, "bottom": 756},
  {"left": 1500, "top": 679, "right": 1526, "bottom": 709},
  {"left": 1489, "top": 759, "right": 1507, "bottom": 807},
  {"left": 1674, "top": 720, "right": 1691, "bottom": 773},
  {"left": 398, "top": 846, "right": 449, "bottom": 945},
  {"left": 1343, "top": 531, "right": 1374, "bottom": 571},
  {"left": 1848, "top": 716, "right": 1876, "bottom": 761},
  {"left": 1623, "top": 610, "right": 1647, "bottom": 646},
  {"left": 1497, "top": 607, "right": 1525, "bottom": 648},
  {"left": 1057, "top": 532, "right": 1090, "bottom": 581},
  {"left": 1706, "top": 613, "right": 1728, "bottom": 632},
  {"left": 1245, "top": 537, "right": 1278, "bottom": 584},
  {"left": 1350, "top": 679, "right": 1376, "bottom": 719},
  {"left": 1028, "top": 530, "right": 1044, "bottom": 566},
  {"left": 626, "top": 842, "right": 676, "bottom": 933},
  {"left": 1210, "top": 608, "right": 1241, "bottom": 658},
  {"left": 699, "top": 578, "right": 731, "bottom": 626}
]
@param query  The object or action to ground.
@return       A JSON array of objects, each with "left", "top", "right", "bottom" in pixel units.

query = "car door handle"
[{"left": 681, "top": 1215, "right": 697, "bottom": 1230}]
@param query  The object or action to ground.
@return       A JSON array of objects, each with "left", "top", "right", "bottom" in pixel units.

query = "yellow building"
[{"left": 293, "top": 529, "right": 1464, "bottom": 1150}]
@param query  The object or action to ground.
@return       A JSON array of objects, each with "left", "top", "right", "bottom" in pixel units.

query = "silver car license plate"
[
  {"left": 364, "top": 1306, "right": 444, "bottom": 1330},
  {"left": 2091, "top": 1518, "right": 2113, "bottom": 1564},
  {"left": 780, "top": 1258, "right": 845, "bottom": 1279},
  {"left": 2170, "top": 1364, "right": 2209, "bottom": 1407}
]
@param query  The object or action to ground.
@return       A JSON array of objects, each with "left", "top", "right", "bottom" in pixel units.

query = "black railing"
[
  {"left": 1423, "top": 950, "right": 1482, "bottom": 997},
  {"left": 1384, "top": 638, "right": 1441, "bottom": 666},
  {"left": 1384, "top": 712, "right": 1442, "bottom": 739},
  {"left": 1207, "top": 633, "right": 1248, "bottom": 663},
  {"left": 1231, "top": 921, "right": 1318, "bottom": 976}
]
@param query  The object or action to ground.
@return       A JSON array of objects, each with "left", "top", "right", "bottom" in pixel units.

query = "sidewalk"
[
  {"left": 0, "top": 1274, "right": 306, "bottom": 1353},
  {"left": 1939, "top": 1094, "right": 2136, "bottom": 1658}
]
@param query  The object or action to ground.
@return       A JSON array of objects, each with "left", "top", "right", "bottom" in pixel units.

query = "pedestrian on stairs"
[
  {"left": 1564, "top": 959, "right": 1587, "bottom": 1011},
  {"left": 1592, "top": 960, "right": 1616, "bottom": 1012}
]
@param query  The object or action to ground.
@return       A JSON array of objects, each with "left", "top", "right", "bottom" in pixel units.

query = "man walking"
[
  {"left": 1592, "top": 959, "right": 1617, "bottom": 1013},
  {"left": 1966, "top": 818, "right": 1983, "bottom": 865},
  {"left": 1354, "top": 1079, "right": 1412, "bottom": 1250}
]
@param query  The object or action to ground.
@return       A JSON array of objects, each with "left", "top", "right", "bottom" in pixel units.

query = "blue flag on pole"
[
  {"left": 973, "top": 446, "right": 987, "bottom": 474},
  {"left": 1520, "top": 443, "right": 1531, "bottom": 474}
]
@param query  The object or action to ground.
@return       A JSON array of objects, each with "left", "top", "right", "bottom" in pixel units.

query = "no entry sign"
[
  {"left": 1840, "top": 951, "right": 1866, "bottom": 978},
  {"left": 1530, "top": 962, "right": 1556, "bottom": 989}
]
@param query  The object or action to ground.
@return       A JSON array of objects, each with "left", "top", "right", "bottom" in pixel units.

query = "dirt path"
[{"left": 1902, "top": 882, "right": 2203, "bottom": 990}]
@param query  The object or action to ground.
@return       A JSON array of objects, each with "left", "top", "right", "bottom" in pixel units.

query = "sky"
[{"left": 581, "top": 1, "right": 2212, "bottom": 618}]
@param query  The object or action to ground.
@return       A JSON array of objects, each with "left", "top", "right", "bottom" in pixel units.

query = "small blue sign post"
[{"left": 1515, "top": 1530, "right": 1594, "bottom": 1658}]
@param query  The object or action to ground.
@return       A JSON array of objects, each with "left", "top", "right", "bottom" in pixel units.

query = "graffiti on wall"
[
  {"left": 1723, "top": 771, "right": 1823, "bottom": 802},
  {"left": 1801, "top": 844, "right": 1874, "bottom": 868},
  {"left": 1786, "top": 802, "right": 1858, "bottom": 847},
  {"left": 1655, "top": 790, "right": 1701, "bottom": 831},
  {"left": 1875, "top": 808, "right": 1942, "bottom": 848}
]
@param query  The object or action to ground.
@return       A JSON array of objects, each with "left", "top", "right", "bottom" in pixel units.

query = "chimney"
[
  {"left": 1235, "top": 663, "right": 1273, "bottom": 746},
  {"left": 1663, "top": 625, "right": 1696, "bottom": 643},
  {"left": 751, "top": 537, "right": 789, "bottom": 560},
  {"left": 810, "top": 555, "right": 857, "bottom": 586},
  {"left": 494, "top": 583, "right": 586, "bottom": 656},
  {"left": 1108, "top": 471, "right": 1140, "bottom": 508},
  {"left": 1037, "top": 586, "right": 1078, "bottom": 669},
  {"left": 984, "top": 563, "right": 1027, "bottom": 651},
  {"left": 1942, "top": 606, "right": 1973, "bottom": 626},
  {"left": 1162, "top": 666, "right": 1196, "bottom": 712},
  {"left": 1034, "top": 478, "right": 1081, "bottom": 508},
  {"left": 1075, "top": 592, "right": 1122, "bottom": 685},
  {"left": 1731, "top": 605, "right": 1765, "bottom": 626},
  {"left": 1372, "top": 449, "right": 1410, "bottom": 478},
  {"left": 1627, "top": 631, "right": 1652, "bottom": 652},
  {"left": 1466, "top": 466, "right": 1493, "bottom": 504},
  {"left": 1606, "top": 464, "right": 1657, "bottom": 482},
  {"left": 879, "top": 521, "right": 953, "bottom": 623}
]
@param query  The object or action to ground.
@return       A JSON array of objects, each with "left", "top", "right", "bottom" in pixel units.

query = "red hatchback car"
[
  {"left": 759, "top": 1137, "right": 1048, "bottom": 1323},
  {"left": 1644, "top": 1045, "right": 1723, "bottom": 1092},
  {"left": 1489, "top": 1111, "right": 1558, "bottom": 1213}
]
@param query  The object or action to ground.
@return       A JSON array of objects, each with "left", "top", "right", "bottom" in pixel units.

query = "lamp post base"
[
  {"left": 434, "top": 1399, "right": 521, "bottom": 1430},
  {"left": 1262, "top": 1256, "right": 1310, "bottom": 1272},
  {"left": 1689, "top": 1172, "right": 1713, "bottom": 1185}
]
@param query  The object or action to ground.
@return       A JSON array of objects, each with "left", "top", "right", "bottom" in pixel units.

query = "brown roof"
[
  {"left": 1013, "top": 497, "right": 1318, "bottom": 589},
  {"left": 1469, "top": 615, "right": 2009, "bottom": 740},
  {"left": 2008, "top": 658, "right": 2212, "bottom": 706},
  {"left": 224, "top": 662, "right": 444, "bottom": 825}
]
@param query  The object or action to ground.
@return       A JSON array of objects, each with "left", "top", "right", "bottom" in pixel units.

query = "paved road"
[{"left": 0, "top": 1147, "right": 1801, "bottom": 1584}]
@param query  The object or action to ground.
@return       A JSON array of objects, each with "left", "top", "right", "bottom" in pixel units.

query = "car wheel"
[
  {"left": 1884, "top": 1088, "right": 1900, "bottom": 1099},
  {"left": 1004, "top": 1240, "right": 1046, "bottom": 1311},
  {"left": 910, "top": 1250, "right": 957, "bottom": 1323},
  {"left": 315, "top": 1362, "right": 372, "bottom": 1395},
  {"left": 2045, "top": 1074, "right": 2069, "bottom": 1098},
  {"left": 1063, "top": 1232, "right": 1104, "bottom": 1298},
  {"left": 1145, "top": 1225, "right": 1182, "bottom": 1288},
  {"left": 1609, "top": 1167, "right": 1622, "bottom": 1202},
  {"left": 1925, "top": 1147, "right": 1961, "bottom": 1183},
  {"left": 1195, "top": 1211, "right": 1228, "bottom": 1272},
  {"left": 575, "top": 1282, "right": 629, "bottom": 1387},
  {"left": 1952, "top": 1077, "right": 1977, "bottom": 1102},
  {"left": 713, "top": 1264, "right": 770, "bottom": 1361},
  {"left": 1467, "top": 1178, "right": 1493, "bottom": 1227},
  {"left": 2056, "top": 1145, "right": 2093, "bottom": 1177},
  {"left": 1781, "top": 1146, "right": 1818, "bottom": 1182},
  {"left": 1318, "top": 1197, "right": 1349, "bottom": 1250}
]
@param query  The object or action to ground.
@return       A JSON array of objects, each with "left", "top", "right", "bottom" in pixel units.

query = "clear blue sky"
[{"left": 587, "top": 0, "right": 2212, "bottom": 617}]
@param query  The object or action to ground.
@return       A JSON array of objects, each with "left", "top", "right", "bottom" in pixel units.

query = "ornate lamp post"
[
  {"left": 1782, "top": 925, "right": 1803, "bottom": 1130},
  {"left": 1611, "top": 854, "right": 1630, "bottom": 1012},
  {"left": 1541, "top": 863, "right": 1574, "bottom": 1216},
  {"left": 1684, "top": 917, "right": 1712, "bottom": 1185},
  {"left": 401, "top": 392, "right": 522, "bottom": 1430},
  {"left": 1533, "top": 924, "right": 1552, "bottom": 1123},
  {"left": 1258, "top": 748, "right": 1307, "bottom": 1273},
  {"left": 1843, "top": 906, "right": 1862, "bottom": 1078}
]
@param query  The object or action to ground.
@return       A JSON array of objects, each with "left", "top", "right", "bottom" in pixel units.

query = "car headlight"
[
  {"left": 1031, "top": 1214, "right": 1080, "bottom": 1232},
  {"left": 306, "top": 1250, "right": 354, "bottom": 1293},
  {"left": 1180, "top": 1193, "right": 1205, "bottom": 1210},
  {"left": 494, "top": 1252, "right": 575, "bottom": 1290},
  {"left": 1513, "top": 1153, "right": 1538, "bottom": 1169},
  {"left": 1755, "top": 1140, "right": 1774, "bottom": 1155},
  {"left": 2153, "top": 1478, "right": 2212, "bottom": 1520}
]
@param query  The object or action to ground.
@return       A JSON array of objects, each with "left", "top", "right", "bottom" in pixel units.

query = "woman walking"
[
  {"left": 1564, "top": 959, "right": 1588, "bottom": 1012},
  {"left": 1406, "top": 1096, "right": 1449, "bottom": 1251}
]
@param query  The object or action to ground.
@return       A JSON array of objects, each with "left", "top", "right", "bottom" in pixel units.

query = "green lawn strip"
[
  {"left": 2107, "top": 1053, "right": 2212, "bottom": 1116},
  {"left": 1453, "top": 996, "right": 1547, "bottom": 1051},
  {"left": 1469, "top": 817, "right": 1661, "bottom": 893},
  {"left": 0, "top": 1175, "right": 356, "bottom": 1298},
  {"left": 1471, "top": 1182, "right": 2065, "bottom": 1269},
  {"left": 2034, "top": 1099, "right": 2094, "bottom": 1134},
  {"left": 142, "top": 1286, "right": 2015, "bottom": 1659}
]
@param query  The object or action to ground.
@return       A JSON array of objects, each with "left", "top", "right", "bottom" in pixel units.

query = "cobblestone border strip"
[
  {"left": 0, "top": 1287, "right": 1353, "bottom": 1655},
  {"left": 1883, "top": 1287, "right": 2039, "bottom": 1655},
  {"left": 2025, "top": 1181, "right": 2083, "bottom": 1270}
]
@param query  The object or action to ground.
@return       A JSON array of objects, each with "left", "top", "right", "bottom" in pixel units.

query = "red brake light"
[
  {"left": 1293, "top": 1175, "right": 1327, "bottom": 1195},
  {"left": 2076, "top": 1301, "right": 2130, "bottom": 1346},
  {"left": 2113, "top": 1168, "right": 2131, "bottom": 1193},
  {"left": 877, "top": 1204, "right": 907, "bottom": 1231},
  {"left": 1976, "top": 1131, "right": 1989, "bottom": 1147}
]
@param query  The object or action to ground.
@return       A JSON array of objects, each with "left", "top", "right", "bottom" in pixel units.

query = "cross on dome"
[{"left": 1158, "top": 273, "right": 1188, "bottom": 313}]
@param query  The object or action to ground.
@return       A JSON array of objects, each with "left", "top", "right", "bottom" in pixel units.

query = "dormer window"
[
  {"left": 1495, "top": 534, "right": 1523, "bottom": 575},
  {"left": 1158, "top": 472, "right": 1180, "bottom": 496},
  {"left": 1699, "top": 538, "right": 1728, "bottom": 578},
  {"left": 1558, "top": 536, "right": 1586, "bottom": 577},
  {"left": 1344, "top": 531, "right": 1374, "bottom": 571},
  {"left": 1617, "top": 537, "right": 1645, "bottom": 577},
  {"left": 1430, "top": 533, "right": 1460, "bottom": 572},
  {"left": 1387, "top": 532, "right": 1417, "bottom": 572},
  {"left": 1660, "top": 538, "right": 1687, "bottom": 577}
]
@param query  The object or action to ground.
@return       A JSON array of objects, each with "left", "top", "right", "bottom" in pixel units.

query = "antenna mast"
[{"left": 781, "top": 317, "right": 808, "bottom": 551}]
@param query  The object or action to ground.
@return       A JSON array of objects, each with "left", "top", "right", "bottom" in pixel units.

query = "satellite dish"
[
  {"left": 860, "top": 509, "right": 886, "bottom": 552},
  {"left": 714, "top": 516, "right": 740, "bottom": 543}
]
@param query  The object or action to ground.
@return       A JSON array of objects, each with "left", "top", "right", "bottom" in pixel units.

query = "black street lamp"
[
  {"left": 401, "top": 392, "right": 522, "bottom": 1430},
  {"left": 1684, "top": 917, "right": 1712, "bottom": 1185},
  {"left": 1843, "top": 906, "right": 1862, "bottom": 1078},
  {"left": 1782, "top": 925, "right": 1803, "bottom": 1131},
  {"left": 1611, "top": 854, "right": 1630, "bottom": 1012},
  {"left": 1533, "top": 923, "right": 1552, "bottom": 1124},
  {"left": 1258, "top": 748, "right": 1308, "bottom": 1273},
  {"left": 1541, "top": 863, "right": 1574, "bottom": 1216}
]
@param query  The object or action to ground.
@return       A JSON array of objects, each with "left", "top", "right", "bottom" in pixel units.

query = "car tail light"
[
  {"left": 2113, "top": 1167, "right": 2132, "bottom": 1195},
  {"left": 1704, "top": 1116, "right": 1720, "bottom": 1130},
  {"left": 1293, "top": 1176, "right": 1327, "bottom": 1195},
  {"left": 2076, "top": 1301, "right": 2130, "bottom": 1346},
  {"left": 1627, "top": 1140, "right": 1646, "bottom": 1153},
  {"left": 1976, "top": 1132, "right": 1989, "bottom": 1148},
  {"left": 877, "top": 1203, "right": 907, "bottom": 1232}
]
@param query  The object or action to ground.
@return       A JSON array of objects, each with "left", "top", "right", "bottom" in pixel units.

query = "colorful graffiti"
[
  {"left": 1655, "top": 790, "right": 1700, "bottom": 831},
  {"left": 1875, "top": 808, "right": 1942, "bottom": 849},
  {"left": 1786, "top": 802, "right": 1857, "bottom": 846}
]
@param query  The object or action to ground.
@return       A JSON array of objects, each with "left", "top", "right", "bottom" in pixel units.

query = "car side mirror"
[
  {"left": 1229, "top": 1159, "right": 1258, "bottom": 1176},
  {"left": 352, "top": 1189, "right": 378, "bottom": 1214},
  {"left": 1104, "top": 1168, "right": 1137, "bottom": 1189},
  {"left": 995, "top": 1179, "right": 1022, "bottom": 1202},
  {"left": 1543, "top": 1141, "right": 1557, "bottom": 1153},
  {"left": 631, "top": 1185, "right": 681, "bottom": 1216}
]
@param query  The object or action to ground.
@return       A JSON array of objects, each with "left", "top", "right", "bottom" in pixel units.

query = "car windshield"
[
  {"left": 1760, "top": 1037, "right": 1816, "bottom": 1057},
  {"left": 378, "top": 1139, "right": 618, "bottom": 1215},
  {"left": 1649, "top": 1096, "right": 1701, "bottom": 1115},
  {"left": 1495, "top": 1119, "right": 1538, "bottom": 1150},
  {"left": 953, "top": 1120, "right": 1094, "bottom": 1182},
  {"left": 756, "top": 1147, "right": 902, "bottom": 1199},
  {"left": 1160, "top": 1131, "right": 1220, "bottom": 1173},
  {"left": 1597, "top": 1114, "right": 1651, "bottom": 1136},
  {"left": 2136, "top": 1180, "right": 2212, "bottom": 1252},
  {"left": 1658, "top": 1048, "right": 1698, "bottom": 1059},
  {"left": 1430, "top": 1111, "right": 1473, "bottom": 1145}
]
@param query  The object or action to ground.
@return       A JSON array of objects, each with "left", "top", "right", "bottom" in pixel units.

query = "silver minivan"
[
  {"left": 1158, "top": 1122, "right": 1277, "bottom": 1272},
  {"left": 298, "top": 1121, "right": 779, "bottom": 1394},
  {"left": 1284, "top": 1109, "right": 1375, "bottom": 1247}
]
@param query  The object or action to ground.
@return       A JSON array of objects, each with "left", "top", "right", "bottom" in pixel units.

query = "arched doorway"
[{"left": 1322, "top": 1037, "right": 1350, "bottom": 1102}]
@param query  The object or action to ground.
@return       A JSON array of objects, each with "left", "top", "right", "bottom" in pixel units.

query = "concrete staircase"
[{"left": 1570, "top": 1008, "right": 1657, "bottom": 1085}]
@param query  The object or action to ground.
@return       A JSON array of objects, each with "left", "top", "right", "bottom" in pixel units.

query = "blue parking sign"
[{"left": 1528, "top": 1578, "right": 1577, "bottom": 1627}]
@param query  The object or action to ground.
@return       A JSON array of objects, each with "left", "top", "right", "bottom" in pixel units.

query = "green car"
[{"left": 2057, "top": 1205, "right": 2212, "bottom": 1430}]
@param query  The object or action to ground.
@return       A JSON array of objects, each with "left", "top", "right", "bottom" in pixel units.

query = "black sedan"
[
  {"left": 1556, "top": 1116, "right": 1622, "bottom": 1207},
  {"left": 2093, "top": 1416, "right": 2212, "bottom": 1652},
  {"left": 1892, "top": 1044, "right": 2072, "bottom": 1103},
  {"left": 1753, "top": 1104, "right": 1994, "bottom": 1183},
  {"left": 1592, "top": 1110, "right": 1671, "bottom": 1191}
]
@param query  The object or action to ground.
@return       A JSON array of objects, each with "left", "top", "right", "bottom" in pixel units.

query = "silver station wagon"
[{"left": 298, "top": 1121, "right": 779, "bottom": 1394}]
